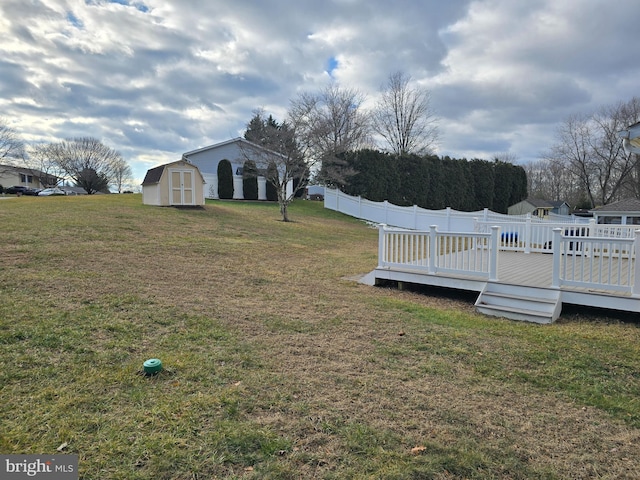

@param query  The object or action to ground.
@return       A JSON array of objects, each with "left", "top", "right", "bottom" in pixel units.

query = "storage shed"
[
  {"left": 142, "top": 160, "right": 205, "bottom": 206},
  {"left": 508, "top": 198, "right": 554, "bottom": 218}
]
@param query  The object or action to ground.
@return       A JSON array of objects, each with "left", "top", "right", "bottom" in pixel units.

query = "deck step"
[
  {"left": 480, "top": 291, "right": 557, "bottom": 305},
  {"left": 475, "top": 283, "right": 561, "bottom": 324}
]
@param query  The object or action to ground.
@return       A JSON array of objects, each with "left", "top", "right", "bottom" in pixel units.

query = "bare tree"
[
  {"left": 111, "top": 156, "right": 133, "bottom": 193},
  {"left": 548, "top": 98, "right": 640, "bottom": 208},
  {"left": 525, "top": 157, "right": 578, "bottom": 204},
  {"left": 372, "top": 71, "right": 439, "bottom": 156},
  {"left": 48, "top": 137, "right": 121, "bottom": 194},
  {"left": 25, "top": 143, "right": 66, "bottom": 187},
  {"left": 289, "top": 84, "right": 370, "bottom": 186},
  {"left": 0, "top": 118, "right": 25, "bottom": 166},
  {"left": 242, "top": 111, "right": 308, "bottom": 222},
  {"left": 548, "top": 114, "right": 599, "bottom": 208}
]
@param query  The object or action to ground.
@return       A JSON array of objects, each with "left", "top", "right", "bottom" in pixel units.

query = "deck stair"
[{"left": 475, "top": 283, "right": 562, "bottom": 324}]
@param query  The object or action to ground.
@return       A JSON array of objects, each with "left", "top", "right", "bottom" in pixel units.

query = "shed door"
[{"left": 169, "top": 169, "right": 195, "bottom": 205}]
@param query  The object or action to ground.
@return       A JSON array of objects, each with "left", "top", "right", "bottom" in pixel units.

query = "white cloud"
[{"left": 0, "top": 0, "right": 638, "bottom": 185}]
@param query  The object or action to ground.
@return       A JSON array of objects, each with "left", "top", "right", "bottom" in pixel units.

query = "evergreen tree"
[
  {"left": 265, "top": 162, "right": 278, "bottom": 201},
  {"left": 343, "top": 149, "right": 396, "bottom": 202},
  {"left": 441, "top": 157, "right": 473, "bottom": 210},
  {"left": 217, "top": 159, "right": 234, "bottom": 199},
  {"left": 242, "top": 160, "right": 258, "bottom": 200},
  {"left": 469, "top": 159, "right": 495, "bottom": 210},
  {"left": 423, "top": 155, "right": 445, "bottom": 210}
]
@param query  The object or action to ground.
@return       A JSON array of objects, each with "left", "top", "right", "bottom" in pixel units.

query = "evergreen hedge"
[{"left": 342, "top": 150, "right": 527, "bottom": 213}]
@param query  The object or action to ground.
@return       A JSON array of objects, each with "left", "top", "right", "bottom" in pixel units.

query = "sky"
[{"left": 1, "top": 0, "right": 638, "bottom": 186}]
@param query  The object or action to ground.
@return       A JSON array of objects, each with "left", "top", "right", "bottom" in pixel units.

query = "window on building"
[{"left": 598, "top": 216, "right": 622, "bottom": 224}]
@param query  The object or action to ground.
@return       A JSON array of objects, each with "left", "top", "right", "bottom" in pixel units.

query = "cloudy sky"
[{"left": 1, "top": 0, "right": 638, "bottom": 185}]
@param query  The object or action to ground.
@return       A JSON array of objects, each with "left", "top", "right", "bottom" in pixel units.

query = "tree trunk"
[{"left": 280, "top": 201, "right": 290, "bottom": 222}]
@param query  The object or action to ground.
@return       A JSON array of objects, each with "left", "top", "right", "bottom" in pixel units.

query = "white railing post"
[
  {"left": 413, "top": 205, "right": 418, "bottom": 230},
  {"left": 378, "top": 224, "right": 387, "bottom": 268},
  {"left": 633, "top": 230, "right": 640, "bottom": 295},
  {"left": 490, "top": 226, "right": 499, "bottom": 281},
  {"left": 429, "top": 225, "right": 438, "bottom": 274},
  {"left": 446, "top": 207, "right": 452, "bottom": 231},
  {"left": 524, "top": 214, "right": 532, "bottom": 254},
  {"left": 483, "top": 208, "right": 489, "bottom": 222},
  {"left": 384, "top": 200, "right": 389, "bottom": 225},
  {"left": 551, "top": 228, "right": 562, "bottom": 288},
  {"left": 589, "top": 218, "right": 596, "bottom": 237}
]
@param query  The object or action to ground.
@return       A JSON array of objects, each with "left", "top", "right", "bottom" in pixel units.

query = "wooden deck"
[{"left": 372, "top": 250, "right": 640, "bottom": 316}]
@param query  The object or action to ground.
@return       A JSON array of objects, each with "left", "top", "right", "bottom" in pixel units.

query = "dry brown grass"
[{"left": 1, "top": 195, "right": 639, "bottom": 479}]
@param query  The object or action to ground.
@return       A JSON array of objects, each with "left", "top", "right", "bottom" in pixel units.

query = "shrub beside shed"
[{"left": 142, "top": 160, "right": 206, "bottom": 206}]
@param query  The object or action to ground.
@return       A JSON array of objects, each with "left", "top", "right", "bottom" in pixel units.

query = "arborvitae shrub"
[
  {"left": 242, "top": 160, "right": 258, "bottom": 200},
  {"left": 217, "top": 159, "right": 234, "bottom": 199},
  {"left": 266, "top": 163, "right": 278, "bottom": 201}
]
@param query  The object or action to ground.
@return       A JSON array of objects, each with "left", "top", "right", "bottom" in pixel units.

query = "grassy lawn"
[{"left": 1, "top": 194, "right": 639, "bottom": 479}]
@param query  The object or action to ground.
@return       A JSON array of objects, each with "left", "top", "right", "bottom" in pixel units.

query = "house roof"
[
  {"left": 0, "top": 163, "right": 60, "bottom": 180},
  {"left": 182, "top": 137, "right": 287, "bottom": 160},
  {"left": 548, "top": 200, "right": 569, "bottom": 208},
  {"left": 141, "top": 160, "right": 204, "bottom": 186},
  {"left": 591, "top": 198, "right": 640, "bottom": 214},
  {"left": 524, "top": 198, "right": 553, "bottom": 208}
]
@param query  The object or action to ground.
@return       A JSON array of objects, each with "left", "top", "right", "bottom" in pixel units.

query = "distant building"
[
  {"left": 306, "top": 185, "right": 325, "bottom": 201},
  {"left": 182, "top": 138, "right": 292, "bottom": 200},
  {"left": 508, "top": 198, "right": 551, "bottom": 218},
  {"left": 0, "top": 164, "right": 60, "bottom": 190},
  {"left": 548, "top": 200, "right": 571, "bottom": 216},
  {"left": 618, "top": 121, "right": 640, "bottom": 154},
  {"left": 590, "top": 198, "right": 640, "bottom": 225},
  {"left": 508, "top": 198, "right": 571, "bottom": 218}
]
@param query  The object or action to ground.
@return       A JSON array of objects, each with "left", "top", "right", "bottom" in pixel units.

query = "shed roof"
[
  {"left": 142, "top": 165, "right": 164, "bottom": 185},
  {"left": 141, "top": 160, "right": 204, "bottom": 186},
  {"left": 591, "top": 198, "right": 640, "bottom": 214}
]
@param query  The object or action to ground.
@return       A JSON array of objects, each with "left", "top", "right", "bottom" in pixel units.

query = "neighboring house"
[
  {"left": 0, "top": 164, "right": 59, "bottom": 190},
  {"left": 590, "top": 198, "right": 640, "bottom": 225},
  {"left": 141, "top": 160, "right": 205, "bottom": 207},
  {"left": 619, "top": 121, "right": 640, "bottom": 154},
  {"left": 182, "top": 137, "right": 292, "bottom": 200},
  {"left": 548, "top": 200, "right": 571, "bottom": 216},
  {"left": 508, "top": 198, "right": 554, "bottom": 218}
]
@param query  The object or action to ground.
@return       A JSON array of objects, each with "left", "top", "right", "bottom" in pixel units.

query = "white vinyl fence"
[{"left": 324, "top": 188, "right": 587, "bottom": 232}]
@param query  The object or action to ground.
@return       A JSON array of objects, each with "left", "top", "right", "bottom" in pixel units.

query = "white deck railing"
[
  {"left": 379, "top": 225, "right": 640, "bottom": 295},
  {"left": 378, "top": 225, "right": 499, "bottom": 281},
  {"left": 475, "top": 218, "right": 640, "bottom": 254},
  {"left": 551, "top": 228, "right": 640, "bottom": 294}
]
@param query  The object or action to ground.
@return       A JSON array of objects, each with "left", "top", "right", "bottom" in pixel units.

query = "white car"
[{"left": 38, "top": 187, "right": 67, "bottom": 196}]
